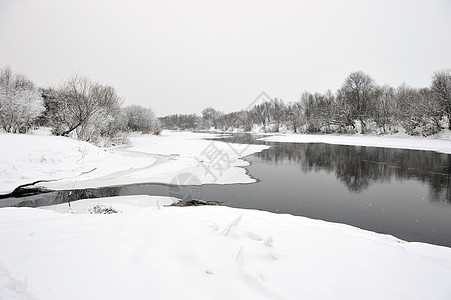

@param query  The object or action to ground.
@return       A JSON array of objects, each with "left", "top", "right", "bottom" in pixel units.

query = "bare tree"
[
  {"left": 159, "top": 114, "right": 201, "bottom": 130},
  {"left": 285, "top": 101, "right": 303, "bottom": 133},
  {"left": 431, "top": 69, "right": 451, "bottom": 129},
  {"left": 300, "top": 92, "right": 322, "bottom": 133},
  {"left": 339, "top": 71, "right": 377, "bottom": 133},
  {"left": 269, "top": 98, "right": 285, "bottom": 132},
  {"left": 250, "top": 102, "right": 271, "bottom": 132},
  {"left": 395, "top": 85, "right": 442, "bottom": 136},
  {"left": 313, "top": 90, "right": 339, "bottom": 133},
  {"left": 237, "top": 110, "right": 253, "bottom": 131},
  {"left": 201, "top": 107, "right": 223, "bottom": 129},
  {"left": 372, "top": 85, "right": 397, "bottom": 134},
  {"left": 334, "top": 89, "right": 356, "bottom": 133},
  {"left": 51, "top": 74, "right": 123, "bottom": 141},
  {"left": 417, "top": 88, "right": 443, "bottom": 136},
  {"left": 395, "top": 84, "right": 420, "bottom": 135}
]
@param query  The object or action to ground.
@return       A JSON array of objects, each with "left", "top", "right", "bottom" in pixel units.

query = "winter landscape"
[
  {"left": 1, "top": 130, "right": 451, "bottom": 300},
  {"left": 1, "top": 0, "right": 451, "bottom": 299}
]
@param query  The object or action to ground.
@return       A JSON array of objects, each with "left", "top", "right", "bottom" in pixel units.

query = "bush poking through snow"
[
  {"left": 263, "top": 236, "right": 274, "bottom": 248},
  {"left": 154, "top": 199, "right": 161, "bottom": 210},
  {"left": 89, "top": 205, "right": 118, "bottom": 214}
]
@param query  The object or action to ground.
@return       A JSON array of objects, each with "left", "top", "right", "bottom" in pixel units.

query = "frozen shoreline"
[
  {"left": 0, "top": 130, "right": 269, "bottom": 194},
  {"left": 259, "top": 132, "right": 451, "bottom": 154},
  {"left": 2, "top": 129, "right": 451, "bottom": 195}
]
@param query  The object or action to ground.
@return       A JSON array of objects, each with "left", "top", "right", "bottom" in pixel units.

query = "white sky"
[{"left": 1, "top": 0, "right": 450, "bottom": 116}]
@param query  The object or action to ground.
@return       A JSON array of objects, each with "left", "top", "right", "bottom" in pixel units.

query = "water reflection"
[
  {"left": 226, "top": 136, "right": 450, "bottom": 203},
  {"left": 0, "top": 184, "right": 172, "bottom": 208},
  {"left": 5, "top": 136, "right": 451, "bottom": 206},
  {"left": 2, "top": 187, "right": 123, "bottom": 208}
]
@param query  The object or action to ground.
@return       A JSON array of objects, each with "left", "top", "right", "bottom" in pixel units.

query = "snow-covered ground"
[
  {"left": 2, "top": 130, "right": 451, "bottom": 299},
  {"left": 259, "top": 132, "right": 451, "bottom": 154},
  {"left": 0, "top": 196, "right": 450, "bottom": 300},
  {"left": 0, "top": 129, "right": 269, "bottom": 194}
]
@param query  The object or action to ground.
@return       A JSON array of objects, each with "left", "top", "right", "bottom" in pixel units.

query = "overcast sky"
[{"left": 1, "top": 0, "right": 450, "bottom": 116}]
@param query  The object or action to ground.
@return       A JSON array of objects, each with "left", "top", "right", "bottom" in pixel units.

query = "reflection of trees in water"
[
  {"left": 58, "top": 187, "right": 123, "bottom": 204},
  {"left": 254, "top": 143, "right": 451, "bottom": 203},
  {"left": 15, "top": 186, "right": 124, "bottom": 207}
]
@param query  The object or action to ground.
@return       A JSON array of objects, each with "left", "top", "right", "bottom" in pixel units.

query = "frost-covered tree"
[
  {"left": 395, "top": 84, "right": 420, "bottom": 135},
  {"left": 372, "top": 85, "right": 397, "bottom": 134},
  {"left": 269, "top": 98, "right": 285, "bottom": 132},
  {"left": 315, "top": 90, "right": 340, "bottom": 133},
  {"left": 161, "top": 69, "right": 450, "bottom": 136},
  {"left": 159, "top": 114, "right": 201, "bottom": 130},
  {"left": 0, "top": 67, "right": 44, "bottom": 133},
  {"left": 249, "top": 103, "right": 267, "bottom": 131},
  {"left": 201, "top": 107, "right": 224, "bottom": 129},
  {"left": 237, "top": 110, "right": 253, "bottom": 131},
  {"left": 51, "top": 74, "right": 123, "bottom": 141},
  {"left": 123, "top": 104, "right": 160, "bottom": 134},
  {"left": 416, "top": 88, "right": 443, "bottom": 136},
  {"left": 333, "top": 89, "right": 356, "bottom": 133},
  {"left": 395, "top": 85, "right": 442, "bottom": 136},
  {"left": 339, "top": 71, "right": 377, "bottom": 133},
  {"left": 284, "top": 101, "right": 303, "bottom": 133},
  {"left": 249, "top": 101, "right": 273, "bottom": 132},
  {"left": 431, "top": 69, "right": 451, "bottom": 129},
  {"left": 300, "top": 92, "right": 322, "bottom": 133}
]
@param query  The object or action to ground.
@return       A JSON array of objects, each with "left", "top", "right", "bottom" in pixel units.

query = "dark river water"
[{"left": 2, "top": 134, "right": 451, "bottom": 247}]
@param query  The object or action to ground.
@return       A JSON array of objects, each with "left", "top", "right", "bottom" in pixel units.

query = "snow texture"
[{"left": 0, "top": 197, "right": 450, "bottom": 300}]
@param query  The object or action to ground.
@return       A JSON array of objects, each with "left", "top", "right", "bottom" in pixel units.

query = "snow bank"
[
  {"left": 0, "top": 131, "right": 152, "bottom": 194},
  {"left": 0, "top": 197, "right": 450, "bottom": 300},
  {"left": 0, "top": 130, "right": 269, "bottom": 193},
  {"left": 260, "top": 133, "right": 451, "bottom": 154}
]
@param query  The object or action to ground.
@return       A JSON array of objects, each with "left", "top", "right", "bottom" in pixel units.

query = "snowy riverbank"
[
  {"left": 2, "top": 129, "right": 451, "bottom": 195},
  {"left": 259, "top": 132, "right": 451, "bottom": 154},
  {"left": 0, "top": 129, "right": 269, "bottom": 194},
  {"left": 1, "top": 196, "right": 451, "bottom": 300},
  {"left": 2, "top": 130, "right": 451, "bottom": 299}
]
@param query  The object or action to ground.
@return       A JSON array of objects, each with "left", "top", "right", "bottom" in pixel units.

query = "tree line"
[
  {"left": 160, "top": 70, "right": 451, "bottom": 136},
  {"left": 0, "top": 67, "right": 160, "bottom": 144},
  {"left": 2, "top": 66, "right": 450, "bottom": 141}
]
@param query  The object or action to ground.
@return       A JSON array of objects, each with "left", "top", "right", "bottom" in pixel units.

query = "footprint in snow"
[
  {"left": 221, "top": 215, "right": 243, "bottom": 237},
  {"left": 263, "top": 236, "right": 279, "bottom": 260},
  {"left": 247, "top": 231, "right": 264, "bottom": 241}
]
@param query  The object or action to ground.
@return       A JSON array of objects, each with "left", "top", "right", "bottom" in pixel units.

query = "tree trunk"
[
  {"left": 359, "top": 118, "right": 366, "bottom": 134},
  {"left": 60, "top": 121, "right": 82, "bottom": 137}
]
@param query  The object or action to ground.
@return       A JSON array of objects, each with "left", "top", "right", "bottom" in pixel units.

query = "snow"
[
  {"left": 0, "top": 129, "right": 269, "bottom": 194},
  {"left": 2, "top": 130, "right": 451, "bottom": 299},
  {"left": 0, "top": 197, "right": 450, "bottom": 300},
  {"left": 259, "top": 132, "right": 451, "bottom": 154}
]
